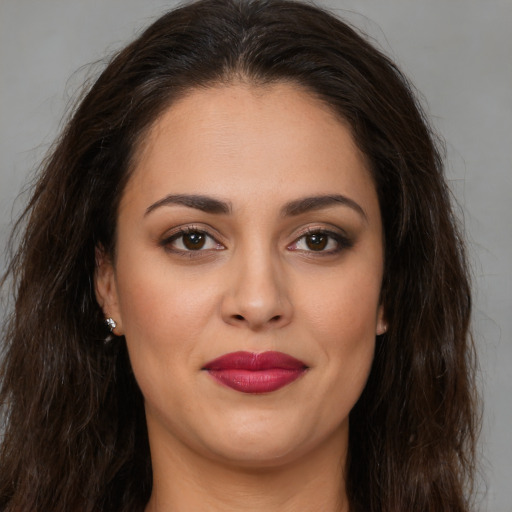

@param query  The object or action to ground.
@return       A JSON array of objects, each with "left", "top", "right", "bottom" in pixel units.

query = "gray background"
[{"left": 1, "top": 1, "right": 510, "bottom": 510}]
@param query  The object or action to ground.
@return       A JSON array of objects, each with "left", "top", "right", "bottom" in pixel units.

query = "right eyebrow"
[{"left": 145, "top": 194, "right": 232, "bottom": 216}]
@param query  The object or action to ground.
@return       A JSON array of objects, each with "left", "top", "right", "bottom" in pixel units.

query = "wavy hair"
[{"left": 0, "top": 1, "right": 478, "bottom": 510}]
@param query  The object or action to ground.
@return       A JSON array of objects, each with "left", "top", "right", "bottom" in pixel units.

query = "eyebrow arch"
[
  {"left": 145, "top": 194, "right": 232, "bottom": 216},
  {"left": 281, "top": 194, "right": 367, "bottom": 221}
]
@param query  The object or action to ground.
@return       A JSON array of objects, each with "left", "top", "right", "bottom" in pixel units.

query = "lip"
[{"left": 202, "top": 351, "right": 308, "bottom": 394}]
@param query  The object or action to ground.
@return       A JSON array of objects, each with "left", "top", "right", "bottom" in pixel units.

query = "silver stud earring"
[{"left": 105, "top": 317, "right": 117, "bottom": 332}]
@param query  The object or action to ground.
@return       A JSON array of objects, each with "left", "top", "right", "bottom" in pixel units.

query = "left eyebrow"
[
  {"left": 281, "top": 194, "right": 368, "bottom": 221},
  {"left": 145, "top": 194, "right": 232, "bottom": 216}
]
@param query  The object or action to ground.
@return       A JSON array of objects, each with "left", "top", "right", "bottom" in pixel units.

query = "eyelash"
[
  {"left": 287, "top": 228, "right": 353, "bottom": 255},
  {"left": 160, "top": 226, "right": 353, "bottom": 257},
  {"left": 160, "top": 226, "right": 224, "bottom": 255}
]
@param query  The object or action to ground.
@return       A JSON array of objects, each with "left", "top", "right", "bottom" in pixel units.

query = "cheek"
[
  {"left": 117, "top": 249, "right": 212, "bottom": 327},
  {"left": 299, "top": 263, "right": 382, "bottom": 341},
  {"left": 295, "top": 259, "right": 382, "bottom": 397},
  {"left": 113, "top": 263, "right": 222, "bottom": 423},
  {"left": 113, "top": 254, "right": 222, "bottom": 377},
  {"left": 311, "top": 290, "right": 377, "bottom": 382}
]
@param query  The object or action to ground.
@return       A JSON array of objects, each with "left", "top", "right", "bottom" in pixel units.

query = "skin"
[{"left": 96, "top": 82, "right": 386, "bottom": 512}]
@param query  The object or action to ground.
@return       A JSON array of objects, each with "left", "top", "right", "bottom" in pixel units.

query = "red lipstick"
[{"left": 202, "top": 351, "right": 308, "bottom": 394}]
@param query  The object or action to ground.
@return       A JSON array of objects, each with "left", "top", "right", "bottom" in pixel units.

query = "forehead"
[{"left": 123, "top": 82, "right": 378, "bottom": 218}]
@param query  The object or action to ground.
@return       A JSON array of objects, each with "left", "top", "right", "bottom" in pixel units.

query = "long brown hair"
[{"left": 0, "top": 1, "right": 478, "bottom": 510}]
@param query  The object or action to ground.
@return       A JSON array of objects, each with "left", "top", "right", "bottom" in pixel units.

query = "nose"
[{"left": 220, "top": 248, "right": 293, "bottom": 331}]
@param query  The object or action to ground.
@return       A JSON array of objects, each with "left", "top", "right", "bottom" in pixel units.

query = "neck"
[{"left": 144, "top": 426, "right": 349, "bottom": 512}]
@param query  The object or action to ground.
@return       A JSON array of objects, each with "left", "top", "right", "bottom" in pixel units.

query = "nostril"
[
  {"left": 233, "top": 314, "right": 245, "bottom": 321},
  {"left": 270, "top": 315, "right": 282, "bottom": 323}
]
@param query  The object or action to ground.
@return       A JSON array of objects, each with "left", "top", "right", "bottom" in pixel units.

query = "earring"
[
  {"left": 377, "top": 322, "right": 388, "bottom": 336},
  {"left": 105, "top": 317, "right": 117, "bottom": 332}
]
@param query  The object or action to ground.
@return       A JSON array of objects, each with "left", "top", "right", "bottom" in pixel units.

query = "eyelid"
[
  {"left": 158, "top": 223, "right": 353, "bottom": 256},
  {"left": 159, "top": 224, "right": 226, "bottom": 254},
  {"left": 288, "top": 225, "right": 354, "bottom": 254}
]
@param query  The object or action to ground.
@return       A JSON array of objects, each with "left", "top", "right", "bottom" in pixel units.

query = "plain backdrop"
[{"left": 1, "top": 1, "right": 511, "bottom": 510}]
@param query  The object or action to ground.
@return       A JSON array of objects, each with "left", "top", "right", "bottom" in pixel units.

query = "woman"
[{"left": 0, "top": 0, "right": 479, "bottom": 511}]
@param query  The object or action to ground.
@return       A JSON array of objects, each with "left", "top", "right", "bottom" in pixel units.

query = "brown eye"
[
  {"left": 162, "top": 228, "right": 224, "bottom": 254},
  {"left": 305, "top": 233, "right": 328, "bottom": 251},
  {"left": 288, "top": 229, "right": 351, "bottom": 254},
  {"left": 182, "top": 232, "right": 206, "bottom": 250}
]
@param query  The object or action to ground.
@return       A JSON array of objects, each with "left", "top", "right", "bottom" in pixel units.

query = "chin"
[
  {"left": 207, "top": 437, "right": 309, "bottom": 469},
  {"left": 196, "top": 409, "right": 346, "bottom": 469}
]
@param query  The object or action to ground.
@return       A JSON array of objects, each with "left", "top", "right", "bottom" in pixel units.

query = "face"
[{"left": 96, "top": 82, "right": 386, "bottom": 469}]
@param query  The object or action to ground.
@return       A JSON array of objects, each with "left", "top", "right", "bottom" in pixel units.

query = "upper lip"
[{"left": 202, "top": 351, "right": 308, "bottom": 371}]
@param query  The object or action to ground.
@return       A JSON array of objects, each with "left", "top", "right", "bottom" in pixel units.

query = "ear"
[
  {"left": 94, "top": 246, "right": 123, "bottom": 335},
  {"left": 376, "top": 304, "right": 387, "bottom": 336}
]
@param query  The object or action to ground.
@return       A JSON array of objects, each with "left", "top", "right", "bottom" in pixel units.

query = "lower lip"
[{"left": 206, "top": 368, "right": 306, "bottom": 394}]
